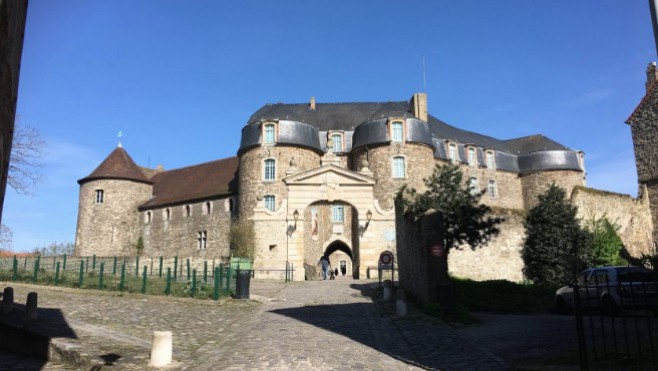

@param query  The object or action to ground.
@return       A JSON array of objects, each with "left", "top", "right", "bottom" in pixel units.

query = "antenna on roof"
[
  {"left": 117, "top": 131, "right": 123, "bottom": 148},
  {"left": 422, "top": 54, "right": 427, "bottom": 92}
]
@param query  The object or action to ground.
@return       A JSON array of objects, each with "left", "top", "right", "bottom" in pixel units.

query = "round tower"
[
  {"left": 237, "top": 120, "right": 323, "bottom": 219},
  {"left": 74, "top": 146, "right": 153, "bottom": 257}
]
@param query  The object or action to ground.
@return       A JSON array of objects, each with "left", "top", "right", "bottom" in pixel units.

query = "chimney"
[
  {"left": 410, "top": 93, "right": 428, "bottom": 122},
  {"left": 309, "top": 96, "right": 316, "bottom": 111},
  {"left": 647, "top": 62, "right": 658, "bottom": 93}
]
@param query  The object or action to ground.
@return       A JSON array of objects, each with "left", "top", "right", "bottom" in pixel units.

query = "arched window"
[
  {"left": 391, "top": 121, "right": 403, "bottom": 142},
  {"left": 488, "top": 180, "right": 497, "bottom": 199},
  {"left": 264, "top": 159, "right": 276, "bottom": 181},
  {"left": 392, "top": 156, "right": 406, "bottom": 178},
  {"left": 469, "top": 177, "right": 479, "bottom": 196},
  {"left": 485, "top": 151, "right": 495, "bottom": 169},
  {"left": 263, "top": 123, "right": 276, "bottom": 144},
  {"left": 263, "top": 195, "right": 275, "bottom": 211},
  {"left": 145, "top": 211, "right": 152, "bottom": 224},
  {"left": 331, "top": 133, "right": 342, "bottom": 153}
]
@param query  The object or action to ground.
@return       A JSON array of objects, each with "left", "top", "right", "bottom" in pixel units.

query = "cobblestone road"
[{"left": 1, "top": 279, "right": 509, "bottom": 370}]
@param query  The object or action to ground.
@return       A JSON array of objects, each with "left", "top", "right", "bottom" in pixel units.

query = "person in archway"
[{"left": 318, "top": 254, "right": 330, "bottom": 280}]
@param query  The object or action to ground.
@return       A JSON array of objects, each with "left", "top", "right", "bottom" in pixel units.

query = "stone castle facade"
[{"left": 75, "top": 92, "right": 655, "bottom": 281}]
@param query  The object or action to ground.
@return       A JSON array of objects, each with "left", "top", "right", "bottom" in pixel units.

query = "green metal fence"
[{"left": 0, "top": 255, "right": 248, "bottom": 301}]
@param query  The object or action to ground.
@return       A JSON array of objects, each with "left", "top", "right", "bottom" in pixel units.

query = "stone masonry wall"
[
  {"left": 395, "top": 204, "right": 431, "bottom": 303},
  {"left": 238, "top": 146, "right": 320, "bottom": 219},
  {"left": 448, "top": 210, "right": 526, "bottom": 282},
  {"left": 352, "top": 143, "right": 434, "bottom": 210},
  {"left": 521, "top": 170, "right": 585, "bottom": 210},
  {"left": 75, "top": 179, "right": 152, "bottom": 257},
  {"left": 140, "top": 197, "right": 233, "bottom": 258},
  {"left": 571, "top": 186, "right": 654, "bottom": 258},
  {"left": 451, "top": 161, "right": 525, "bottom": 210}
]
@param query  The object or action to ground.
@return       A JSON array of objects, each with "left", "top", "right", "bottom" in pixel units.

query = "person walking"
[{"left": 318, "top": 254, "right": 330, "bottom": 280}]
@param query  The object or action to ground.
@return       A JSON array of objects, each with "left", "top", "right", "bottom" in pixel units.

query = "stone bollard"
[
  {"left": 2, "top": 287, "right": 14, "bottom": 314},
  {"left": 383, "top": 279, "right": 392, "bottom": 301},
  {"left": 149, "top": 331, "right": 172, "bottom": 367},
  {"left": 25, "top": 292, "right": 38, "bottom": 320},
  {"left": 396, "top": 289, "right": 408, "bottom": 317}
]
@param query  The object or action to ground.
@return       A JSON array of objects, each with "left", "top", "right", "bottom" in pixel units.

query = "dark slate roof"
[
  {"left": 139, "top": 157, "right": 239, "bottom": 210},
  {"left": 248, "top": 101, "right": 413, "bottom": 131},
  {"left": 78, "top": 146, "right": 151, "bottom": 185},
  {"left": 249, "top": 99, "right": 573, "bottom": 155}
]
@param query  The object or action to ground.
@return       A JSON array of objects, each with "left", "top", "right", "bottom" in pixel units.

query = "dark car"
[{"left": 555, "top": 266, "right": 658, "bottom": 315}]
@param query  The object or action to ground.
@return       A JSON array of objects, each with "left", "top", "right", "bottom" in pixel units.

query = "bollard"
[
  {"left": 383, "top": 279, "right": 392, "bottom": 301},
  {"left": 2, "top": 287, "right": 14, "bottom": 314},
  {"left": 25, "top": 292, "right": 38, "bottom": 320},
  {"left": 149, "top": 331, "right": 173, "bottom": 367},
  {"left": 396, "top": 289, "right": 408, "bottom": 317}
]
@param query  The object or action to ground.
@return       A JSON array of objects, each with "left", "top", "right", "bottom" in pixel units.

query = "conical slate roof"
[{"left": 78, "top": 146, "right": 151, "bottom": 185}]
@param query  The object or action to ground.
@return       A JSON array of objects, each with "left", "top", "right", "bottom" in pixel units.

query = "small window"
[
  {"left": 468, "top": 177, "right": 479, "bottom": 196},
  {"left": 392, "top": 156, "right": 406, "bottom": 178},
  {"left": 95, "top": 190, "right": 104, "bottom": 204},
  {"left": 197, "top": 230, "right": 207, "bottom": 250},
  {"left": 263, "top": 123, "right": 276, "bottom": 144},
  {"left": 264, "top": 195, "right": 275, "bottom": 211},
  {"left": 485, "top": 151, "right": 495, "bottom": 169},
  {"left": 331, "top": 133, "right": 342, "bottom": 153},
  {"left": 204, "top": 201, "right": 212, "bottom": 215},
  {"left": 264, "top": 159, "right": 276, "bottom": 181},
  {"left": 448, "top": 143, "right": 458, "bottom": 162},
  {"left": 391, "top": 121, "right": 403, "bottom": 142},
  {"left": 145, "top": 211, "right": 152, "bottom": 224},
  {"left": 164, "top": 208, "right": 171, "bottom": 221},
  {"left": 467, "top": 147, "right": 477, "bottom": 166},
  {"left": 184, "top": 205, "right": 191, "bottom": 217},
  {"left": 332, "top": 204, "right": 344, "bottom": 223},
  {"left": 488, "top": 180, "right": 497, "bottom": 199}
]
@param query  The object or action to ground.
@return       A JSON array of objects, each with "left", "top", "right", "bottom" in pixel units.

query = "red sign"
[{"left": 379, "top": 251, "right": 394, "bottom": 265}]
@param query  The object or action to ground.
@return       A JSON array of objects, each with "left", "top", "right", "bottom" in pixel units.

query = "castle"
[{"left": 74, "top": 92, "right": 655, "bottom": 281}]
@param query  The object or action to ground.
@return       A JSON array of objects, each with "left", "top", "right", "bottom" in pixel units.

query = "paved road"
[{"left": 1, "top": 280, "right": 509, "bottom": 370}]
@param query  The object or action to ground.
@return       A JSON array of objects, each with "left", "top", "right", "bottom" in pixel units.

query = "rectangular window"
[
  {"left": 332, "top": 134, "right": 342, "bottom": 153},
  {"left": 486, "top": 151, "right": 495, "bottom": 169},
  {"left": 264, "top": 124, "right": 275, "bottom": 144},
  {"left": 95, "top": 190, "right": 104, "bottom": 204},
  {"left": 391, "top": 121, "right": 403, "bottom": 142},
  {"left": 468, "top": 147, "right": 476, "bottom": 166},
  {"left": 264, "top": 195, "right": 275, "bottom": 211},
  {"left": 264, "top": 159, "right": 275, "bottom": 180},
  {"left": 449, "top": 144, "right": 457, "bottom": 162},
  {"left": 488, "top": 180, "right": 497, "bottom": 199},
  {"left": 393, "top": 156, "right": 406, "bottom": 178},
  {"left": 197, "top": 230, "right": 207, "bottom": 249},
  {"left": 332, "top": 204, "right": 344, "bottom": 223}
]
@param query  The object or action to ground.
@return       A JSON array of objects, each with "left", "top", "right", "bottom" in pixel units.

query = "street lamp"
[
  {"left": 293, "top": 209, "right": 299, "bottom": 229},
  {"left": 366, "top": 209, "right": 373, "bottom": 228}
]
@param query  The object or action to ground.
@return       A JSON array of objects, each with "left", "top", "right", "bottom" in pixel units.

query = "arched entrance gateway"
[{"left": 250, "top": 163, "right": 396, "bottom": 281}]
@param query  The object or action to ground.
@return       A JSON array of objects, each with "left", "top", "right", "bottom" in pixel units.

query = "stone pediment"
[{"left": 283, "top": 164, "right": 375, "bottom": 186}]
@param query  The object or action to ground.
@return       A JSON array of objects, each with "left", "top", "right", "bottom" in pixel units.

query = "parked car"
[{"left": 555, "top": 266, "right": 658, "bottom": 315}]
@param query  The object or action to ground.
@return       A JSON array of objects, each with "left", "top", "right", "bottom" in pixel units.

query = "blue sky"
[{"left": 4, "top": 1, "right": 655, "bottom": 252}]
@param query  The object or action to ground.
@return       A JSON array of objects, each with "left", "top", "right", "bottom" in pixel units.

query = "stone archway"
[{"left": 324, "top": 239, "right": 354, "bottom": 278}]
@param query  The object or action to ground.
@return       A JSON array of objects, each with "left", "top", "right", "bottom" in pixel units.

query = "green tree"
[
  {"left": 583, "top": 216, "right": 626, "bottom": 267},
  {"left": 229, "top": 219, "right": 255, "bottom": 260},
  {"left": 522, "top": 184, "right": 590, "bottom": 286},
  {"left": 396, "top": 163, "right": 504, "bottom": 284}
]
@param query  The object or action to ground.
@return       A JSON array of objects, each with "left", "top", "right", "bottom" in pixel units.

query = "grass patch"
[{"left": 452, "top": 277, "right": 558, "bottom": 314}]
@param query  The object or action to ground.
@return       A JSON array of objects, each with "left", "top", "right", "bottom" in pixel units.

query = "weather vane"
[{"left": 118, "top": 131, "right": 123, "bottom": 147}]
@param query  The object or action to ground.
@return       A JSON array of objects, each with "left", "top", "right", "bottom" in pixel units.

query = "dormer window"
[
  {"left": 391, "top": 121, "right": 404, "bottom": 142},
  {"left": 467, "top": 147, "right": 477, "bottom": 166},
  {"left": 448, "top": 143, "right": 458, "bottom": 163},
  {"left": 485, "top": 151, "right": 495, "bottom": 169},
  {"left": 263, "top": 123, "right": 276, "bottom": 144},
  {"left": 331, "top": 133, "right": 343, "bottom": 153}
]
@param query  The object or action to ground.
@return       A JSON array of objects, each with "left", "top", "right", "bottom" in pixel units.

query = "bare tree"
[
  {"left": 8, "top": 121, "right": 45, "bottom": 195},
  {"left": 0, "top": 224, "right": 12, "bottom": 252}
]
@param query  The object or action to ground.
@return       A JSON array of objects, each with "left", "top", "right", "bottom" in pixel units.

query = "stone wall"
[
  {"left": 238, "top": 146, "right": 320, "bottom": 219},
  {"left": 352, "top": 143, "right": 434, "bottom": 210},
  {"left": 75, "top": 179, "right": 152, "bottom": 257},
  {"left": 140, "top": 197, "right": 233, "bottom": 258},
  {"left": 452, "top": 162, "right": 525, "bottom": 210},
  {"left": 448, "top": 210, "right": 526, "bottom": 282},
  {"left": 0, "top": 0, "right": 28, "bottom": 223},
  {"left": 521, "top": 170, "right": 585, "bottom": 210},
  {"left": 571, "top": 186, "right": 654, "bottom": 258},
  {"left": 395, "top": 204, "right": 432, "bottom": 303}
]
